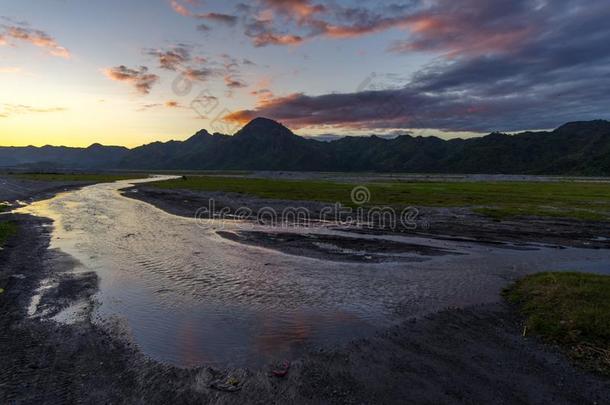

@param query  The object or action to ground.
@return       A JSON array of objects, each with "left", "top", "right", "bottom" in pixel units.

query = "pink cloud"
[
  {"left": 0, "top": 26, "right": 70, "bottom": 58},
  {"left": 252, "top": 32, "right": 303, "bottom": 47},
  {"left": 170, "top": 0, "right": 192, "bottom": 17},
  {"left": 389, "top": 11, "right": 535, "bottom": 57},
  {"left": 261, "top": 0, "right": 326, "bottom": 21}
]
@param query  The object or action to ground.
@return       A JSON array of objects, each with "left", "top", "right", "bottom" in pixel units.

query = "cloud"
[
  {"left": 166, "top": 0, "right": 536, "bottom": 52},
  {"left": 137, "top": 100, "right": 185, "bottom": 111},
  {"left": 243, "top": 15, "right": 305, "bottom": 47},
  {"left": 197, "top": 23, "right": 211, "bottom": 32},
  {"left": 224, "top": 75, "right": 248, "bottom": 89},
  {"left": 195, "top": 12, "right": 238, "bottom": 26},
  {"left": 143, "top": 45, "right": 224, "bottom": 82},
  {"left": 252, "top": 32, "right": 304, "bottom": 47},
  {"left": 183, "top": 67, "right": 216, "bottom": 82},
  {"left": 145, "top": 45, "right": 191, "bottom": 70},
  {"left": 137, "top": 103, "right": 162, "bottom": 111},
  {"left": 104, "top": 65, "right": 160, "bottom": 94},
  {"left": 250, "top": 77, "right": 274, "bottom": 102},
  {"left": 170, "top": 0, "right": 192, "bottom": 17},
  {"left": 0, "top": 24, "right": 70, "bottom": 58},
  {"left": 234, "top": 0, "right": 539, "bottom": 53},
  {"left": 165, "top": 100, "right": 183, "bottom": 108},
  {"left": 0, "top": 66, "right": 21, "bottom": 74},
  {"left": 169, "top": 1, "right": 238, "bottom": 28},
  {"left": 237, "top": 1, "right": 416, "bottom": 47},
  {"left": 225, "top": 0, "right": 610, "bottom": 133},
  {"left": 0, "top": 103, "right": 67, "bottom": 118},
  {"left": 142, "top": 44, "right": 255, "bottom": 88},
  {"left": 387, "top": 0, "right": 537, "bottom": 56}
]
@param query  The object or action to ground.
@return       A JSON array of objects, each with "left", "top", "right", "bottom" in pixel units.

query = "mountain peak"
[
  {"left": 554, "top": 120, "right": 610, "bottom": 134},
  {"left": 186, "top": 129, "right": 212, "bottom": 143},
  {"left": 234, "top": 117, "right": 296, "bottom": 139},
  {"left": 246, "top": 117, "right": 284, "bottom": 128}
]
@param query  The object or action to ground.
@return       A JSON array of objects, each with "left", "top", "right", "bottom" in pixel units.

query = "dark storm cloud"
[{"left": 226, "top": 0, "right": 610, "bottom": 132}]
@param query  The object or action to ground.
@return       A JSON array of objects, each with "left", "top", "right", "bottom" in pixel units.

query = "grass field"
[
  {"left": 149, "top": 176, "right": 610, "bottom": 221},
  {"left": 13, "top": 173, "right": 145, "bottom": 183},
  {"left": 0, "top": 221, "right": 17, "bottom": 247},
  {"left": 505, "top": 272, "right": 610, "bottom": 375}
]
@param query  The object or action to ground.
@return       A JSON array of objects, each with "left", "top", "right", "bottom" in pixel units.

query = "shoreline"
[{"left": 1, "top": 182, "right": 609, "bottom": 403}]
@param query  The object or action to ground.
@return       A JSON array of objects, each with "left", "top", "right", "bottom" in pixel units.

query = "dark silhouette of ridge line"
[{"left": 2, "top": 118, "right": 610, "bottom": 175}]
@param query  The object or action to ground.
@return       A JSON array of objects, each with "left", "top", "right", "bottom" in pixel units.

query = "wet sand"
[
  {"left": 2, "top": 179, "right": 610, "bottom": 403},
  {"left": 0, "top": 176, "right": 95, "bottom": 206}
]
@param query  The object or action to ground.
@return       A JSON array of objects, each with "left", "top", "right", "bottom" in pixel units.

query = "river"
[{"left": 16, "top": 177, "right": 610, "bottom": 368}]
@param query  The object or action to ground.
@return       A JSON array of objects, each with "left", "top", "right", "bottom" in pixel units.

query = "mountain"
[
  {"left": 0, "top": 143, "right": 129, "bottom": 169},
  {"left": 2, "top": 118, "right": 610, "bottom": 175},
  {"left": 120, "top": 118, "right": 334, "bottom": 171}
]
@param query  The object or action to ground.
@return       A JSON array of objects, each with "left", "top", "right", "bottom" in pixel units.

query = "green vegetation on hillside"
[
  {"left": 149, "top": 176, "right": 610, "bottom": 220},
  {"left": 0, "top": 221, "right": 17, "bottom": 247},
  {"left": 14, "top": 173, "right": 145, "bottom": 183},
  {"left": 505, "top": 272, "right": 610, "bottom": 375}
]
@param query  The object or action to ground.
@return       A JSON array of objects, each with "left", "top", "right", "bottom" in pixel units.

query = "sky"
[{"left": 0, "top": 0, "right": 609, "bottom": 147}]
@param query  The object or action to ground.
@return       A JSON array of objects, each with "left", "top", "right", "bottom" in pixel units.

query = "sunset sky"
[{"left": 1, "top": 0, "right": 609, "bottom": 147}]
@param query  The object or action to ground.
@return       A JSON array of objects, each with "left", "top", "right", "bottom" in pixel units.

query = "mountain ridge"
[{"left": 2, "top": 118, "right": 610, "bottom": 175}]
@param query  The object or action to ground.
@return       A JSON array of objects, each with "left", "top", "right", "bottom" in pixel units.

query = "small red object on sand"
[{"left": 271, "top": 360, "right": 291, "bottom": 377}]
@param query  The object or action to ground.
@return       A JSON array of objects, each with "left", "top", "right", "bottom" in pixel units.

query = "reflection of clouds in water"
[
  {"left": 255, "top": 312, "right": 314, "bottom": 358},
  {"left": 176, "top": 316, "right": 209, "bottom": 369},
  {"left": 254, "top": 310, "right": 365, "bottom": 359}
]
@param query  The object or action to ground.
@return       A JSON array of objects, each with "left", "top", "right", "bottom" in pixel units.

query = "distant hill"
[
  {"left": 2, "top": 118, "right": 610, "bottom": 175},
  {"left": 0, "top": 143, "right": 129, "bottom": 170}
]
